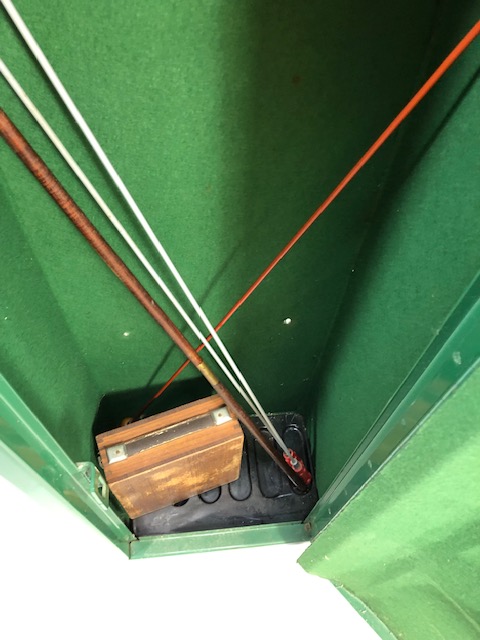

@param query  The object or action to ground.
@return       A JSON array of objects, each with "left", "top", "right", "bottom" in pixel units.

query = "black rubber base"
[{"left": 133, "top": 412, "right": 318, "bottom": 536}]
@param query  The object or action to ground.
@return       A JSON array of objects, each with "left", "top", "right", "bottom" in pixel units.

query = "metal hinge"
[{"left": 76, "top": 461, "right": 109, "bottom": 509}]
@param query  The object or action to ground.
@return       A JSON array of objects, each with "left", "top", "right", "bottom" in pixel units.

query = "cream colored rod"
[{"left": 1, "top": 0, "right": 293, "bottom": 458}]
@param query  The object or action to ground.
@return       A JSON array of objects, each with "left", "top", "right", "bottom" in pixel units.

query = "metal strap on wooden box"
[{"left": 105, "top": 406, "right": 232, "bottom": 463}]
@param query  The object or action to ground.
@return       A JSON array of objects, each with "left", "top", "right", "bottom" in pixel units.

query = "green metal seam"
[
  {"left": 0, "top": 374, "right": 134, "bottom": 553},
  {"left": 335, "top": 587, "right": 397, "bottom": 640},
  {"left": 306, "top": 273, "right": 480, "bottom": 536},
  {"left": 129, "top": 521, "right": 309, "bottom": 559}
]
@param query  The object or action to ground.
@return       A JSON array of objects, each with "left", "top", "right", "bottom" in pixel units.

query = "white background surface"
[{"left": 0, "top": 445, "right": 379, "bottom": 640}]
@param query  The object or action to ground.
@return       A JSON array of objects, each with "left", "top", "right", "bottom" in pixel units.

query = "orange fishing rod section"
[
  {"left": 137, "top": 19, "right": 480, "bottom": 417},
  {"left": 0, "top": 109, "right": 311, "bottom": 493}
]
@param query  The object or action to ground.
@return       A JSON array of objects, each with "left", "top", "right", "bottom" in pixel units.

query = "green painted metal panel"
[
  {"left": 299, "top": 361, "right": 480, "bottom": 639},
  {"left": 0, "top": 374, "right": 133, "bottom": 554},
  {"left": 130, "top": 522, "right": 309, "bottom": 559}
]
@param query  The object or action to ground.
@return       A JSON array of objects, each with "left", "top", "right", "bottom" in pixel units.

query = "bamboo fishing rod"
[
  {"left": 0, "top": 59, "right": 295, "bottom": 463},
  {"left": 0, "top": 109, "right": 311, "bottom": 492},
  {"left": 0, "top": 0, "right": 292, "bottom": 459}
]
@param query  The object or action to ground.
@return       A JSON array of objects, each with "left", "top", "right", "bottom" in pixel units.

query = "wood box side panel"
[{"left": 110, "top": 433, "right": 244, "bottom": 518}]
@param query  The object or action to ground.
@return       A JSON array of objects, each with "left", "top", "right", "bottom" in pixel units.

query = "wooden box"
[{"left": 96, "top": 396, "right": 244, "bottom": 518}]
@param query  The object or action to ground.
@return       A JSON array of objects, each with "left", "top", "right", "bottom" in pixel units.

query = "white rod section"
[
  {"left": 0, "top": 55, "right": 290, "bottom": 457},
  {"left": 1, "top": 0, "right": 292, "bottom": 457},
  {"left": 0, "top": 59, "right": 265, "bottom": 432}
]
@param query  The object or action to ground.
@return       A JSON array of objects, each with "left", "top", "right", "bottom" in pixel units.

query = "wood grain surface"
[{"left": 97, "top": 396, "right": 244, "bottom": 518}]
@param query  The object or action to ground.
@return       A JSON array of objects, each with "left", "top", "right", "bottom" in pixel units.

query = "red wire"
[{"left": 137, "top": 21, "right": 480, "bottom": 418}]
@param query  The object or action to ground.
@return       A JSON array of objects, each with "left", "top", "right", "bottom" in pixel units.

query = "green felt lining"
[
  {"left": 1, "top": 0, "right": 439, "bottom": 462},
  {"left": 308, "top": 0, "right": 480, "bottom": 495}
]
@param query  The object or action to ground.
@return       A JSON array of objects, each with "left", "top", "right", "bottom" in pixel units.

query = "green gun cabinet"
[{"left": 1, "top": 2, "right": 479, "bottom": 638}]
